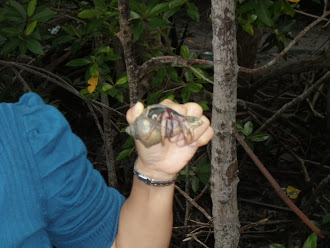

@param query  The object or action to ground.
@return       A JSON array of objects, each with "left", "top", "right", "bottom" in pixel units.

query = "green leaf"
[
  {"left": 163, "top": 9, "right": 178, "bottom": 20},
  {"left": 27, "top": 0, "right": 37, "bottom": 17},
  {"left": 191, "top": 67, "right": 207, "bottom": 80},
  {"left": 30, "top": 29, "right": 41, "bottom": 40},
  {"left": 181, "top": 45, "right": 190, "bottom": 58},
  {"left": 246, "top": 139, "right": 254, "bottom": 150},
  {"left": 0, "top": 38, "right": 20, "bottom": 55},
  {"left": 181, "top": 87, "right": 191, "bottom": 103},
  {"left": 152, "top": 68, "right": 166, "bottom": 87},
  {"left": 19, "top": 40, "right": 27, "bottom": 55},
  {"left": 191, "top": 176, "right": 199, "bottom": 193},
  {"left": 89, "top": 64, "right": 99, "bottom": 77},
  {"left": 26, "top": 37, "right": 44, "bottom": 55},
  {"left": 130, "top": 10, "right": 141, "bottom": 20},
  {"left": 102, "top": 83, "right": 113, "bottom": 92},
  {"left": 25, "top": 20, "right": 38, "bottom": 35},
  {"left": 62, "top": 24, "right": 78, "bottom": 36},
  {"left": 123, "top": 136, "right": 135, "bottom": 149},
  {"left": 184, "top": 70, "right": 193, "bottom": 82},
  {"left": 242, "top": 22, "right": 254, "bottom": 36},
  {"left": 187, "top": 82, "right": 202, "bottom": 93},
  {"left": 1, "top": 27, "right": 22, "bottom": 38},
  {"left": 147, "top": 90, "right": 163, "bottom": 104},
  {"left": 302, "top": 233, "right": 317, "bottom": 248},
  {"left": 269, "top": 244, "right": 286, "bottom": 248},
  {"left": 237, "top": 1, "right": 257, "bottom": 14},
  {"left": 78, "top": 9, "right": 103, "bottom": 18},
  {"left": 149, "top": 2, "right": 169, "bottom": 16},
  {"left": 103, "top": 54, "right": 122, "bottom": 61},
  {"left": 248, "top": 133, "right": 269, "bottom": 142},
  {"left": 93, "top": 0, "right": 107, "bottom": 11},
  {"left": 115, "top": 90, "right": 124, "bottom": 103},
  {"left": 53, "top": 35, "right": 75, "bottom": 45},
  {"left": 243, "top": 121, "right": 253, "bottom": 136},
  {"left": 31, "top": 8, "right": 56, "bottom": 22},
  {"left": 322, "top": 214, "right": 330, "bottom": 224},
  {"left": 115, "top": 75, "right": 128, "bottom": 85},
  {"left": 169, "top": 0, "right": 185, "bottom": 9},
  {"left": 66, "top": 58, "right": 92, "bottom": 66},
  {"left": 198, "top": 101, "right": 209, "bottom": 111},
  {"left": 255, "top": 0, "right": 274, "bottom": 27},
  {"left": 132, "top": 21, "right": 144, "bottom": 42},
  {"left": 166, "top": 66, "right": 178, "bottom": 82},
  {"left": 236, "top": 122, "right": 244, "bottom": 132},
  {"left": 106, "top": 86, "right": 118, "bottom": 97},
  {"left": 272, "top": 0, "right": 282, "bottom": 21},
  {"left": 186, "top": 3, "right": 199, "bottom": 21},
  {"left": 116, "top": 148, "right": 134, "bottom": 161},
  {"left": 9, "top": 1, "right": 26, "bottom": 18},
  {"left": 80, "top": 88, "right": 90, "bottom": 95},
  {"left": 281, "top": 0, "right": 295, "bottom": 16},
  {"left": 148, "top": 16, "right": 167, "bottom": 28}
]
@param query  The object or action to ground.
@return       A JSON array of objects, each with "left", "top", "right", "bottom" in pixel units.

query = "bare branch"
[
  {"left": 175, "top": 185, "right": 213, "bottom": 222},
  {"left": 256, "top": 71, "right": 330, "bottom": 132},
  {"left": 11, "top": 68, "right": 32, "bottom": 92},
  {"left": 240, "top": 11, "right": 330, "bottom": 74},
  {"left": 234, "top": 131, "right": 324, "bottom": 238}
]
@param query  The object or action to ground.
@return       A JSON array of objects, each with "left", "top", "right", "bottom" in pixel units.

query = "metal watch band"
[{"left": 133, "top": 161, "right": 178, "bottom": 187}]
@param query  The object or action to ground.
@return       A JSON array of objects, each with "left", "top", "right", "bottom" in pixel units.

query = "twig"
[
  {"left": 0, "top": 60, "right": 125, "bottom": 117},
  {"left": 279, "top": 141, "right": 311, "bottom": 182},
  {"left": 234, "top": 131, "right": 324, "bottom": 238},
  {"left": 86, "top": 103, "right": 104, "bottom": 141},
  {"left": 186, "top": 234, "right": 210, "bottom": 248},
  {"left": 138, "top": 56, "right": 213, "bottom": 80},
  {"left": 240, "top": 219, "right": 295, "bottom": 232},
  {"left": 175, "top": 185, "right": 213, "bottom": 222},
  {"left": 240, "top": 198, "right": 292, "bottom": 212},
  {"left": 240, "top": 11, "right": 330, "bottom": 74},
  {"left": 187, "top": 65, "right": 213, "bottom": 84},
  {"left": 306, "top": 98, "right": 325, "bottom": 119},
  {"left": 295, "top": 10, "right": 329, "bottom": 22},
  {"left": 301, "top": 173, "right": 330, "bottom": 213},
  {"left": 11, "top": 68, "right": 32, "bottom": 92},
  {"left": 256, "top": 71, "right": 330, "bottom": 132}
]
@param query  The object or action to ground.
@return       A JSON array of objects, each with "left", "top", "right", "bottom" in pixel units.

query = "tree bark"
[
  {"left": 210, "top": 1, "right": 240, "bottom": 247},
  {"left": 117, "top": 0, "right": 139, "bottom": 105}
]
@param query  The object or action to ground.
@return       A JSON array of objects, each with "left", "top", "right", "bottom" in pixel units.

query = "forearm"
[{"left": 113, "top": 174, "right": 174, "bottom": 248}]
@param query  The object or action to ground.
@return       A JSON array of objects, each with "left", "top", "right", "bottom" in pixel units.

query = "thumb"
[{"left": 126, "top": 102, "right": 144, "bottom": 124}]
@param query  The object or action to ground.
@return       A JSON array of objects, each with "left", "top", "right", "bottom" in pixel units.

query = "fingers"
[
  {"left": 191, "top": 125, "right": 214, "bottom": 147},
  {"left": 160, "top": 99, "right": 203, "bottom": 118},
  {"left": 184, "top": 102, "right": 203, "bottom": 118},
  {"left": 126, "top": 102, "right": 144, "bottom": 124},
  {"left": 176, "top": 115, "right": 214, "bottom": 147},
  {"left": 159, "top": 99, "right": 187, "bottom": 116}
]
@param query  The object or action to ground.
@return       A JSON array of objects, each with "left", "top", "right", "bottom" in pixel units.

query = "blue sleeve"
[{"left": 21, "top": 93, "right": 125, "bottom": 248}]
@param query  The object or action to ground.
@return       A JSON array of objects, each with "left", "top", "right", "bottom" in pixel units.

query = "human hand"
[{"left": 126, "top": 100, "right": 214, "bottom": 180}]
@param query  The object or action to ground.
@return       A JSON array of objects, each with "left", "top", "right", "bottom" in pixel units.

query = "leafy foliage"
[
  {"left": 0, "top": 0, "right": 56, "bottom": 55},
  {"left": 236, "top": 0, "right": 296, "bottom": 51}
]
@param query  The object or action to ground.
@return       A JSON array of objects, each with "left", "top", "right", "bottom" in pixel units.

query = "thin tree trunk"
[
  {"left": 210, "top": 1, "right": 240, "bottom": 247},
  {"left": 101, "top": 93, "right": 118, "bottom": 188},
  {"left": 117, "top": 0, "right": 139, "bottom": 105}
]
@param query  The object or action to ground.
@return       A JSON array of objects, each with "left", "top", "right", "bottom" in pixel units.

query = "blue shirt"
[{"left": 0, "top": 93, "right": 125, "bottom": 248}]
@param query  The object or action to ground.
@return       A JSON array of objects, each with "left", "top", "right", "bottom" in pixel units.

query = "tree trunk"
[{"left": 210, "top": 1, "right": 240, "bottom": 247}]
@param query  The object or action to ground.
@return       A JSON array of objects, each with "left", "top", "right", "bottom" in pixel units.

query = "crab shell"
[{"left": 126, "top": 104, "right": 203, "bottom": 147}]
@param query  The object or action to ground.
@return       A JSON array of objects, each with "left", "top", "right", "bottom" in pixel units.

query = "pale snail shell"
[{"left": 126, "top": 104, "right": 203, "bottom": 147}]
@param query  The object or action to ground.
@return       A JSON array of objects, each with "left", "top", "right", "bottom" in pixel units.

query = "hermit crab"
[{"left": 126, "top": 104, "right": 203, "bottom": 147}]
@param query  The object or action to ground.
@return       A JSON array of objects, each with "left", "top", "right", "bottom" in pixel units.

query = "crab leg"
[{"left": 146, "top": 112, "right": 163, "bottom": 140}]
